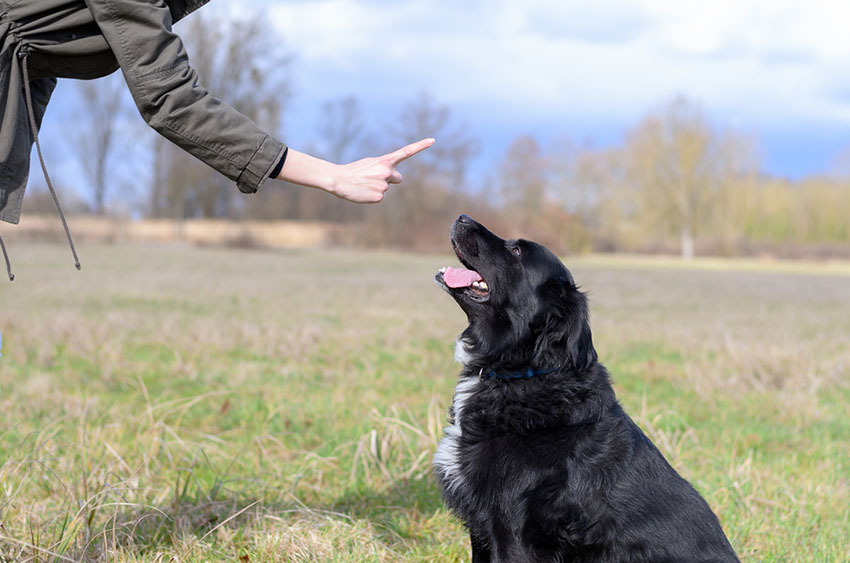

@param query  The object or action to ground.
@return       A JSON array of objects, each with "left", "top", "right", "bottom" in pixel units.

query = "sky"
[
  {"left": 35, "top": 0, "right": 850, "bottom": 207},
  {"left": 263, "top": 0, "right": 850, "bottom": 178}
]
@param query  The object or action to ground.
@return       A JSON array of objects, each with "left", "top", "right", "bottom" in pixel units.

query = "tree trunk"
[{"left": 680, "top": 224, "right": 694, "bottom": 260}]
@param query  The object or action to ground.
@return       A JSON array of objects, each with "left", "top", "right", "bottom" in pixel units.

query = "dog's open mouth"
[
  {"left": 435, "top": 223, "right": 491, "bottom": 301},
  {"left": 438, "top": 266, "right": 490, "bottom": 298},
  {"left": 436, "top": 248, "right": 490, "bottom": 300}
]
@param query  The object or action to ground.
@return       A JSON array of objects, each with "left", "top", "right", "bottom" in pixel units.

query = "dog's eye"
[{"left": 511, "top": 246, "right": 522, "bottom": 257}]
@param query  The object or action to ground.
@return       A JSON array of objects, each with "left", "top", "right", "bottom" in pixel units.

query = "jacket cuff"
[
  {"left": 236, "top": 135, "right": 287, "bottom": 194},
  {"left": 0, "top": 182, "right": 26, "bottom": 225}
]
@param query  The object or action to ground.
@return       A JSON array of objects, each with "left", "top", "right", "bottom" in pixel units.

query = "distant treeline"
[{"left": 30, "top": 9, "right": 850, "bottom": 258}]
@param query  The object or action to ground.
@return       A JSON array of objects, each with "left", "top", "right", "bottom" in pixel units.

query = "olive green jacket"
[{"left": 0, "top": 0, "right": 286, "bottom": 224}]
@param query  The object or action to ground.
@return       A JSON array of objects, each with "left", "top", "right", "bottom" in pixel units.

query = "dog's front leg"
[{"left": 470, "top": 531, "right": 492, "bottom": 563}]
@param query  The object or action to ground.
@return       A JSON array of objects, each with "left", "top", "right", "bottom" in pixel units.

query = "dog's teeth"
[
  {"left": 472, "top": 281, "right": 481, "bottom": 288},
  {"left": 480, "top": 282, "right": 488, "bottom": 290},
  {"left": 439, "top": 267, "right": 447, "bottom": 273}
]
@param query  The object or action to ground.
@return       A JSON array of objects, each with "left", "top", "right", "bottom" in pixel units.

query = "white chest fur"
[
  {"left": 454, "top": 338, "right": 474, "bottom": 365},
  {"left": 434, "top": 342, "right": 479, "bottom": 495}
]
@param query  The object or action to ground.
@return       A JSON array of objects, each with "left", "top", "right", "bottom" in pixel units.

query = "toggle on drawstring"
[{"left": 20, "top": 49, "right": 81, "bottom": 273}]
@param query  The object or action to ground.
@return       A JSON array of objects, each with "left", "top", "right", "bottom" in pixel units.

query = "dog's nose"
[{"left": 457, "top": 214, "right": 472, "bottom": 224}]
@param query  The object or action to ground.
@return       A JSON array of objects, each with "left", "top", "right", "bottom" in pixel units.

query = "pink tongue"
[{"left": 443, "top": 266, "right": 483, "bottom": 288}]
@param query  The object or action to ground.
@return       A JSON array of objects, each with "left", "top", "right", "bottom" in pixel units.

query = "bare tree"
[
  {"left": 391, "top": 92, "right": 477, "bottom": 189},
  {"left": 318, "top": 96, "right": 368, "bottom": 165},
  {"left": 357, "top": 92, "right": 479, "bottom": 250},
  {"left": 277, "top": 96, "right": 373, "bottom": 223},
  {"left": 625, "top": 97, "right": 752, "bottom": 259},
  {"left": 70, "top": 73, "right": 126, "bottom": 215},
  {"left": 566, "top": 145, "right": 626, "bottom": 221},
  {"left": 499, "top": 135, "right": 549, "bottom": 230},
  {"left": 494, "top": 135, "right": 597, "bottom": 253},
  {"left": 150, "top": 8, "right": 292, "bottom": 220},
  {"left": 552, "top": 142, "right": 633, "bottom": 251}
]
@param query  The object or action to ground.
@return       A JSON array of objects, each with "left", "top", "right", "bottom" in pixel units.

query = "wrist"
[
  {"left": 323, "top": 163, "right": 341, "bottom": 196},
  {"left": 277, "top": 149, "right": 338, "bottom": 194}
]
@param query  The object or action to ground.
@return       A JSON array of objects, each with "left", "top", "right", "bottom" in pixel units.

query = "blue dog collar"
[{"left": 479, "top": 366, "right": 559, "bottom": 381}]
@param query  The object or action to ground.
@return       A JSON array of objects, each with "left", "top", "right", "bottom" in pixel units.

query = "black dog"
[{"left": 434, "top": 215, "right": 738, "bottom": 563}]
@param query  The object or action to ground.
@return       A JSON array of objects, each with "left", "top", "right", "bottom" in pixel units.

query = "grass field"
[{"left": 1, "top": 243, "right": 849, "bottom": 562}]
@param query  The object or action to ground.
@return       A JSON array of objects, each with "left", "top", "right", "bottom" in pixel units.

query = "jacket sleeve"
[{"left": 82, "top": 0, "right": 285, "bottom": 193}]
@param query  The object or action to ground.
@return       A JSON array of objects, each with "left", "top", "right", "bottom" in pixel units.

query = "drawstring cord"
[
  {"left": 20, "top": 49, "right": 81, "bottom": 272},
  {"left": 0, "top": 234, "right": 13, "bottom": 280}
]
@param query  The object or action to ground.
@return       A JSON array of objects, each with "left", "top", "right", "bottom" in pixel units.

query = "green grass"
[{"left": 1, "top": 243, "right": 849, "bottom": 561}]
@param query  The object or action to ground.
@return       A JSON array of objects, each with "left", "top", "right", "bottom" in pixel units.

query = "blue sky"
[
  {"left": 262, "top": 0, "right": 850, "bottom": 178},
  {"left": 34, "top": 0, "right": 850, "bottom": 208}
]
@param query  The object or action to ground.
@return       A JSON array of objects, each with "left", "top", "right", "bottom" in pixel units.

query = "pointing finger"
[{"left": 387, "top": 138, "right": 435, "bottom": 165}]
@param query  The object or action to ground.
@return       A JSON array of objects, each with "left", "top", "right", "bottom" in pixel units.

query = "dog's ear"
[
  {"left": 564, "top": 303, "right": 597, "bottom": 372},
  {"left": 534, "top": 280, "right": 597, "bottom": 372}
]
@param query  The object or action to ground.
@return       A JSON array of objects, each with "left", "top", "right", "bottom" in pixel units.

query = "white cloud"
[
  {"left": 38, "top": 0, "right": 850, "bottom": 209},
  {"left": 268, "top": 1, "right": 849, "bottom": 119},
  {"left": 256, "top": 0, "right": 850, "bottom": 174}
]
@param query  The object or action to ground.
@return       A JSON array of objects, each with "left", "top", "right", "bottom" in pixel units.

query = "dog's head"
[{"left": 436, "top": 215, "right": 597, "bottom": 372}]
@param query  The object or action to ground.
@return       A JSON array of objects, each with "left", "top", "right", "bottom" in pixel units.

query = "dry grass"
[
  {"left": 2, "top": 215, "right": 338, "bottom": 249},
  {"left": 1, "top": 243, "right": 849, "bottom": 561}
]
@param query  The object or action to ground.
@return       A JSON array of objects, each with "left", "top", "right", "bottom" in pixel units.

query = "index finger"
[{"left": 387, "top": 138, "right": 435, "bottom": 165}]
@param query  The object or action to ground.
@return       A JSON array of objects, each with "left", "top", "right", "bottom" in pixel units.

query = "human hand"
[{"left": 330, "top": 138, "right": 435, "bottom": 203}]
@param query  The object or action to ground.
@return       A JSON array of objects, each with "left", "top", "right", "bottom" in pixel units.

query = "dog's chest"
[{"left": 433, "top": 375, "right": 478, "bottom": 497}]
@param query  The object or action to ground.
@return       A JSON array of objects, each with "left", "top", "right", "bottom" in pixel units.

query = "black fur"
[{"left": 434, "top": 215, "right": 739, "bottom": 563}]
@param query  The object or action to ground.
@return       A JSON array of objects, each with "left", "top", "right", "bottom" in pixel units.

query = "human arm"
[
  {"left": 83, "top": 0, "right": 433, "bottom": 203},
  {"left": 275, "top": 138, "right": 435, "bottom": 203},
  {"left": 82, "top": 0, "right": 285, "bottom": 194}
]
